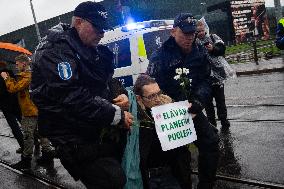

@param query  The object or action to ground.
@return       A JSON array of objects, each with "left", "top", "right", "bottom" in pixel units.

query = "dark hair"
[
  {"left": 134, "top": 74, "right": 157, "bottom": 96},
  {"left": 15, "top": 54, "right": 30, "bottom": 63}
]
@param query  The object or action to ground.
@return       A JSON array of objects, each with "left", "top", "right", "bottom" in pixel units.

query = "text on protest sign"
[{"left": 151, "top": 100, "right": 197, "bottom": 151}]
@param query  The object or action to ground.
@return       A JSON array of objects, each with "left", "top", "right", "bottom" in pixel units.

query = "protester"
[
  {"left": 134, "top": 74, "right": 189, "bottom": 189},
  {"left": 0, "top": 61, "right": 24, "bottom": 152},
  {"left": 1, "top": 54, "right": 55, "bottom": 170},
  {"left": 146, "top": 13, "right": 219, "bottom": 189},
  {"left": 276, "top": 17, "right": 284, "bottom": 50},
  {"left": 196, "top": 20, "right": 230, "bottom": 129},
  {"left": 30, "top": 1, "right": 133, "bottom": 188}
]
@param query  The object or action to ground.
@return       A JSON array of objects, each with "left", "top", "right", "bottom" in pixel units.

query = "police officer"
[
  {"left": 276, "top": 17, "right": 284, "bottom": 50},
  {"left": 31, "top": 2, "right": 133, "bottom": 188},
  {"left": 146, "top": 13, "right": 219, "bottom": 189},
  {"left": 196, "top": 20, "right": 230, "bottom": 129}
]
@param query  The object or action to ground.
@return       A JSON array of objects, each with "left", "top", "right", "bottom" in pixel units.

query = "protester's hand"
[
  {"left": 205, "top": 43, "right": 213, "bottom": 52},
  {"left": 0, "top": 72, "right": 8, "bottom": 80},
  {"left": 123, "top": 111, "right": 133, "bottom": 130},
  {"left": 188, "top": 100, "right": 204, "bottom": 119},
  {"left": 113, "top": 94, "right": 129, "bottom": 110}
]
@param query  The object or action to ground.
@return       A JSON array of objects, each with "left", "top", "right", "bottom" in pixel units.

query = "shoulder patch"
[{"left": 57, "top": 62, "right": 72, "bottom": 80}]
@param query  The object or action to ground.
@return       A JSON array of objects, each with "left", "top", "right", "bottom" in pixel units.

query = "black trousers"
[
  {"left": 2, "top": 110, "right": 24, "bottom": 148},
  {"left": 57, "top": 142, "right": 126, "bottom": 189},
  {"left": 205, "top": 83, "right": 228, "bottom": 126},
  {"left": 193, "top": 113, "right": 219, "bottom": 189}
]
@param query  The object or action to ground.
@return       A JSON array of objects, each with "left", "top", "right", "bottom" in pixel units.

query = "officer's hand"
[
  {"left": 188, "top": 103, "right": 197, "bottom": 118},
  {"left": 113, "top": 94, "right": 129, "bottom": 110},
  {"left": 0, "top": 72, "right": 8, "bottom": 80},
  {"left": 188, "top": 100, "right": 203, "bottom": 119},
  {"left": 124, "top": 111, "right": 133, "bottom": 130}
]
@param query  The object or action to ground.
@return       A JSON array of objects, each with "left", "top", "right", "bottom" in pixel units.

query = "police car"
[{"left": 100, "top": 20, "right": 174, "bottom": 87}]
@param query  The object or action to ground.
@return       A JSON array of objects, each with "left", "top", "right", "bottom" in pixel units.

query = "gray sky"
[{"left": 0, "top": 0, "right": 283, "bottom": 36}]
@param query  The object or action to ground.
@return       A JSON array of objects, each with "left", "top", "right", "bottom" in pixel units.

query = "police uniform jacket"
[
  {"left": 31, "top": 24, "right": 118, "bottom": 145},
  {"left": 146, "top": 36, "right": 211, "bottom": 104}
]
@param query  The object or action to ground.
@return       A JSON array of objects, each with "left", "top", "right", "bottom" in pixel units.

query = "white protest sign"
[{"left": 151, "top": 100, "right": 197, "bottom": 151}]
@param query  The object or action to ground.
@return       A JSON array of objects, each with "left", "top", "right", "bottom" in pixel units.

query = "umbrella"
[{"left": 0, "top": 42, "right": 32, "bottom": 63}]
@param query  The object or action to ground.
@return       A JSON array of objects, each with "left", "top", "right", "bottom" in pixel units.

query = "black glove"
[{"left": 188, "top": 100, "right": 203, "bottom": 114}]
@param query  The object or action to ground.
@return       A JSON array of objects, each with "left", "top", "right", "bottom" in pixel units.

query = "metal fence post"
[{"left": 252, "top": 39, "right": 259, "bottom": 65}]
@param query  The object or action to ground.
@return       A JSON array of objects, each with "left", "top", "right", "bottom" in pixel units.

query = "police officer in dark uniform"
[
  {"left": 30, "top": 2, "right": 133, "bottom": 189},
  {"left": 146, "top": 13, "right": 219, "bottom": 189}
]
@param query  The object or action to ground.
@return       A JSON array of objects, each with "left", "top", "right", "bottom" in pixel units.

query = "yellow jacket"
[{"left": 5, "top": 71, "right": 38, "bottom": 117}]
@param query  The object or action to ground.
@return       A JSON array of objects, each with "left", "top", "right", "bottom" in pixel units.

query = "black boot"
[
  {"left": 36, "top": 151, "right": 55, "bottom": 166},
  {"left": 12, "top": 156, "right": 31, "bottom": 170}
]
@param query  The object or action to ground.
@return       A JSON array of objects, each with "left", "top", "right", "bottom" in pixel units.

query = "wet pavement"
[
  {"left": 0, "top": 165, "right": 53, "bottom": 189},
  {"left": 0, "top": 60, "right": 283, "bottom": 188},
  {"left": 232, "top": 57, "right": 284, "bottom": 76},
  {"left": 192, "top": 72, "right": 284, "bottom": 188}
]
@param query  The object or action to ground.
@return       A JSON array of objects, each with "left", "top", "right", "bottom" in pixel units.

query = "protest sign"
[{"left": 151, "top": 100, "right": 197, "bottom": 151}]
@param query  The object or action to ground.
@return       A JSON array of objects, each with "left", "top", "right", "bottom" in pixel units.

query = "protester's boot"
[
  {"left": 36, "top": 150, "right": 55, "bottom": 166},
  {"left": 12, "top": 156, "right": 31, "bottom": 170}
]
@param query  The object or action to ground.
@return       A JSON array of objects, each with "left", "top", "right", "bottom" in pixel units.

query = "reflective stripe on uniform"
[
  {"left": 279, "top": 18, "right": 284, "bottom": 26},
  {"left": 137, "top": 36, "right": 147, "bottom": 57}
]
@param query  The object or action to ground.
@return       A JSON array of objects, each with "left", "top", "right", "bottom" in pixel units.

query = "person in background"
[
  {"left": 1, "top": 54, "right": 54, "bottom": 170},
  {"left": 30, "top": 2, "right": 133, "bottom": 188},
  {"left": 147, "top": 13, "right": 219, "bottom": 189},
  {"left": 0, "top": 61, "right": 24, "bottom": 153},
  {"left": 196, "top": 20, "right": 230, "bottom": 129},
  {"left": 276, "top": 17, "right": 284, "bottom": 50}
]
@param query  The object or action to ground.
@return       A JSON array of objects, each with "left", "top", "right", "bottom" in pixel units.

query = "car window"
[
  {"left": 106, "top": 39, "right": 132, "bottom": 68},
  {"left": 143, "top": 29, "right": 171, "bottom": 58}
]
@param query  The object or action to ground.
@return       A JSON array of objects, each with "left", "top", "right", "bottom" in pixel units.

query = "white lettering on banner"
[{"left": 151, "top": 100, "right": 197, "bottom": 151}]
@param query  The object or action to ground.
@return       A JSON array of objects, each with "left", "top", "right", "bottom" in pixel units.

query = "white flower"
[
  {"left": 183, "top": 68, "right": 189, "bottom": 75},
  {"left": 189, "top": 79, "right": 192, "bottom": 82},
  {"left": 180, "top": 82, "right": 185, "bottom": 86},
  {"left": 174, "top": 75, "right": 180, "bottom": 80},
  {"left": 175, "top": 68, "right": 183, "bottom": 75}
]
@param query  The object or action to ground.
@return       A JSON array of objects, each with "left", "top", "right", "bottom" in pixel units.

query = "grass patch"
[{"left": 226, "top": 39, "right": 281, "bottom": 58}]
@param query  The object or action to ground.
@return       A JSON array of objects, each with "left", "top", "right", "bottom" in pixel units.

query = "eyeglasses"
[{"left": 142, "top": 90, "right": 163, "bottom": 101}]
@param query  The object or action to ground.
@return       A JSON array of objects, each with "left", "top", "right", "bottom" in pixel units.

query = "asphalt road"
[
  {"left": 204, "top": 72, "right": 284, "bottom": 188},
  {"left": 0, "top": 164, "right": 55, "bottom": 189}
]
